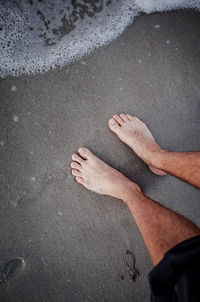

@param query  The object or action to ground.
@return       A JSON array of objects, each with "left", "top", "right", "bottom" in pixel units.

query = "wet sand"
[{"left": 0, "top": 9, "right": 200, "bottom": 302}]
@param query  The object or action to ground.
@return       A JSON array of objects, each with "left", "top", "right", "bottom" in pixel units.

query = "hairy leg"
[
  {"left": 126, "top": 192, "right": 200, "bottom": 265},
  {"left": 71, "top": 148, "right": 200, "bottom": 265},
  {"left": 153, "top": 151, "right": 200, "bottom": 189}
]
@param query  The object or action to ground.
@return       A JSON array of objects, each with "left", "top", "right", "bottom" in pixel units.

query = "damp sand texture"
[{"left": 0, "top": 4, "right": 200, "bottom": 302}]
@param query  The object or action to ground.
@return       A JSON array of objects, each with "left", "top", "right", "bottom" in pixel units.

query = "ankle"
[
  {"left": 148, "top": 149, "right": 168, "bottom": 170},
  {"left": 122, "top": 182, "right": 143, "bottom": 206}
]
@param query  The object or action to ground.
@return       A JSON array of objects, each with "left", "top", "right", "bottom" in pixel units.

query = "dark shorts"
[{"left": 148, "top": 235, "right": 200, "bottom": 302}]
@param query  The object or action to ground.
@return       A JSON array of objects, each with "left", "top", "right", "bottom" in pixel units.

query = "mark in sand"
[
  {"left": 10, "top": 190, "right": 27, "bottom": 208},
  {"left": 121, "top": 250, "right": 140, "bottom": 282},
  {"left": 11, "top": 85, "right": 17, "bottom": 92},
  {"left": 13, "top": 115, "right": 19, "bottom": 122},
  {"left": 154, "top": 24, "right": 160, "bottom": 29},
  {"left": 0, "top": 257, "right": 25, "bottom": 286}
]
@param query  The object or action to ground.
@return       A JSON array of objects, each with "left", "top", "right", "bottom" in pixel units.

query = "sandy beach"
[{"left": 0, "top": 9, "right": 200, "bottom": 302}]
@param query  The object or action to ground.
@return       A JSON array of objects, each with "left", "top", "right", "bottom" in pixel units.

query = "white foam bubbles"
[
  {"left": 134, "top": 0, "right": 200, "bottom": 14},
  {"left": 0, "top": 0, "right": 140, "bottom": 77},
  {"left": 0, "top": 0, "right": 199, "bottom": 78}
]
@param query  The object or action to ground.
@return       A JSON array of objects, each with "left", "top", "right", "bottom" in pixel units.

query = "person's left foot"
[
  {"left": 0, "top": 257, "right": 25, "bottom": 286},
  {"left": 71, "top": 147, "right": 140, "bottom": 201}
]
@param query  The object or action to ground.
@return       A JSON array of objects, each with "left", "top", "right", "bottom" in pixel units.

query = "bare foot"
[
  {"left": 71, "top": 147, "right": 140, "bottom": 202},
  {"left": 108, "top": 114, "right": 166, "bottom": 176}
]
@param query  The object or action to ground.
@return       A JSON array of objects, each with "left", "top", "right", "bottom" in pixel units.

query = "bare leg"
[
  {"left": 126, "top": 192, "right": 200, "bottom": 265},
  {"left": 153, "top": 151, "right": 200, "bottom": 189},
  {"left": 70, "top": 148, "right": 200, "bottom": 265},
  {"left": 108, "top": 114, "right": 200, "bottom": 188}
]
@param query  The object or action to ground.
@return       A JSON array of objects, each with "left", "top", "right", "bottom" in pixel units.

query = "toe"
[
  {"left": 78, "top": 147, "right": 92, "bottom": 159},
  {"left": 108, "top": 118, "right": 121, "bottom": 134},
  {"left": 72, "top": 153, "right": 84, "bottom": 164},
  {"left": 120, "top": 113, "right": 129, "bottom": 122},
  {"left": 71, "top": 161, "right": 82, "bottom": 170},
  {"left": 113, "top": 114, "right": 124, "bottom": 126},
  {"left": 75, "top": 176, "right": 85, "bottom": 185},
  {"left": 132, "top": 116, "right": 142, "bottom": 123},
  {"left": 71, "top": 169, "right": 82, "bottom": 177},
  {"left": 149, "top": 165, "right": 167, "bottom": 176},
  {"left": 126, "top": 114, "right": 133, "bottom": 120}
]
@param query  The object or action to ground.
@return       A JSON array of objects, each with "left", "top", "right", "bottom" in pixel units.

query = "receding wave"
[{"left": 0, "top": 0, "right": 199, "bottom": 78}]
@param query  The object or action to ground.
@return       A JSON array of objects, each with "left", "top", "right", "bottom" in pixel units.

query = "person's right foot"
[{"left": 108, "top": 114, "right": 166, "bottom": 176}]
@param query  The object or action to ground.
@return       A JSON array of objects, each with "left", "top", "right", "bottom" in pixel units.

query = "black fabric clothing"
[{"left": 149, "top": 235, "right": 200, "bottom": 302}]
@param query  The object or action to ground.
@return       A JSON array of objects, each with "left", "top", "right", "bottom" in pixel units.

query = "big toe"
[{"left": 108, "top": 118, "right": 121, "bottom": 134}]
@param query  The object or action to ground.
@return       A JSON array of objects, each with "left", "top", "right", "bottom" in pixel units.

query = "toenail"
[
  {"left": 110, "top": 119, "right": 115, "bottom": 125},
  {"left": 79, "top": 147, "right": 86, "bottom": 154}
]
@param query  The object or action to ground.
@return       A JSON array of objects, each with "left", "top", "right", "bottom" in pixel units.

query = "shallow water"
[{"left": 0, "top": 0, "right": 199, "bottom": 77}]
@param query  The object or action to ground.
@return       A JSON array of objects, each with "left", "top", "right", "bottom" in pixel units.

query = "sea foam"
[{"left": 0, "top": 0, "right": 199, "bottom": 78}]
